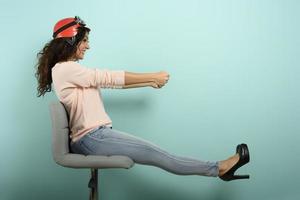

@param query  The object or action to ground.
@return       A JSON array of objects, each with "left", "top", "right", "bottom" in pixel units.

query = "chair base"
[{"left": 88, "top": 169, "right": 98, "bottom": 200}]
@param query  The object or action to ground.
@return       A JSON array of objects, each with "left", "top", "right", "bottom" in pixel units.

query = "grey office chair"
[{"left": 49, "top": 101, "right": 134, "bottom": 200}]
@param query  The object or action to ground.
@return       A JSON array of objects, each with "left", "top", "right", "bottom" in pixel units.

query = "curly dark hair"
[{"left": 35, "top": 26, "right": 90, "bottom": 97}]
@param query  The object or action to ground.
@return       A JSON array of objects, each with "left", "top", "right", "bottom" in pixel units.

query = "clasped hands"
[{"left": 150, "top": 71, "right": 170, "bottom": 89}]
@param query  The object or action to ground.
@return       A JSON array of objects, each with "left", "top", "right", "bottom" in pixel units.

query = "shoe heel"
[{"left": 233, "top": 174, "right": 250, "bottom": 179}]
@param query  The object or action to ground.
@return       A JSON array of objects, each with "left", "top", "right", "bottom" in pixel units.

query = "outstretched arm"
[{"left": 123, "top": 71, "right": 169, "bottom": 89}]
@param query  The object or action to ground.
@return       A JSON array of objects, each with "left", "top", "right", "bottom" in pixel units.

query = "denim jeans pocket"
[
  {"left": 77, "top": 139, "right": 94, "bottom": 155},
  {"left": 88, "top": 127, "right": 107, "bottom": 139}
]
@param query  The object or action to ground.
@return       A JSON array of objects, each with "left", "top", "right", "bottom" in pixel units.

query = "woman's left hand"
[{"left": 154, "top": 71, "right": 169, "bottom": 88}]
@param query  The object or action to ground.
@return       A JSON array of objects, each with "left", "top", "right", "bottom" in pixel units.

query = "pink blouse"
[{"left": 51, "top": 61, "right": 125, "bottom": 143}]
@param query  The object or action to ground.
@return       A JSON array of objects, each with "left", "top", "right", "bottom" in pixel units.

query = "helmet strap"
[{"left": 66, "top": 37, "right": 76, "bottom": 46}]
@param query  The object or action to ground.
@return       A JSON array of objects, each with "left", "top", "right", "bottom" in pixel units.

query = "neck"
[{"left": 68, "top": 57, "right": 78, "bottom": 62}]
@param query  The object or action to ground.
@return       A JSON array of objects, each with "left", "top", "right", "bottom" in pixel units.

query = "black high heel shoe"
[{"left": 219, "top": 143, "right": 250, "bottom": 181}]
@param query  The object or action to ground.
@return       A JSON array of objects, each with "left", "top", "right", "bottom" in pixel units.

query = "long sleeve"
[{"left": 53, "top": 61, "right": 125, "bottom": 89}]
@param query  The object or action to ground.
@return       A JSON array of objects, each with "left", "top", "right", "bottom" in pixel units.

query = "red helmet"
[{"left": 53, "top": 16, "right": 86, "bottom": 39}]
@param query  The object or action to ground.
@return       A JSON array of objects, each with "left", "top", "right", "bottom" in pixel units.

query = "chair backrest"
[
  {"left": 48, "top": 101, "right": 134, "bottom": 169},
  {"left": 49, "top": 101, "right": 70, "bottom": 162}
]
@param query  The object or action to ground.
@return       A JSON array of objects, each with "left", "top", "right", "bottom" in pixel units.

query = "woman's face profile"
[{"left": 74, "top": 33, "right": 90, "bottom": 60}]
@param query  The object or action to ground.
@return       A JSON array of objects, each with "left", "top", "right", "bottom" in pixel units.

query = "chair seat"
[{"left": 54, "top": 154, "right": 134, "bottom": 169}]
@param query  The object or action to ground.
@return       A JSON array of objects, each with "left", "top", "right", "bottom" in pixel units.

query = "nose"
[{"left": 86, "top": 43, "right": 90, "bottom": 49}]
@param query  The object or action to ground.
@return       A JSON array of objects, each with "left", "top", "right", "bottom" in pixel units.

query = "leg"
[{"left": 71, "top": 126, "right": 219, "bottom": 177}]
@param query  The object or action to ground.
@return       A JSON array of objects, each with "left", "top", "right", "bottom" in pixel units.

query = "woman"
[{"left": 35, "top": 16, "right": 250, "bottom": 181}]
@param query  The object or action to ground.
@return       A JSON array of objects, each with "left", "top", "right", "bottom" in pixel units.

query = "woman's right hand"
[{"left": 151, "top": 71, "right": 170, "bottom": 88}]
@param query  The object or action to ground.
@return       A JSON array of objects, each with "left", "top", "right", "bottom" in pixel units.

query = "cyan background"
[{"left": 1, "top": 0, "right": 299, "bottom": 199}]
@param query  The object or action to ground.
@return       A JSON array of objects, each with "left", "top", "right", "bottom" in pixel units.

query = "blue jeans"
[{"left": 70, "top": 126, "right": 219, "bottom": 177}]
